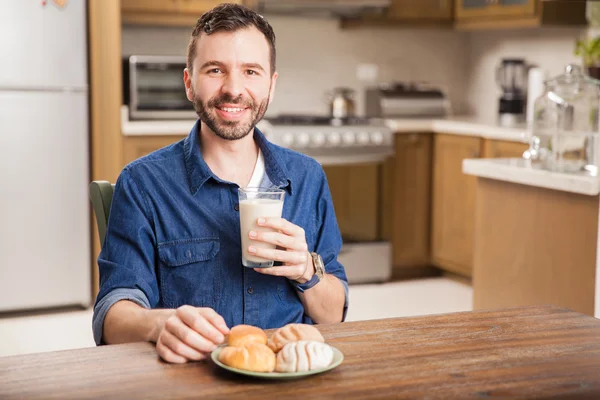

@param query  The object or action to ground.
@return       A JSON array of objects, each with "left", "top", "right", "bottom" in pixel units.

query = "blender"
[{"left": 496, "top": 58, "right": 528, "bottom": 127}]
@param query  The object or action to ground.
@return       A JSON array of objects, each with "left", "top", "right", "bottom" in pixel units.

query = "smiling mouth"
[{"left": 216, "top": 106, "right": 248, "bottom": 113}]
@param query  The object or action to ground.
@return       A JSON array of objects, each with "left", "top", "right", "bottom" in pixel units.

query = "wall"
[
  {"left": 465, "top": 27, "right": 585, "bottom": 121},
  {"left": 122, "top": 16, "right": 471, "bottom": 117}
]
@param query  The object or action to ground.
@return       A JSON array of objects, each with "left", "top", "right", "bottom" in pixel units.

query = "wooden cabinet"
[
  {"left": 121, "top": 0, "right": 181, "bottom": 14},
  {"left": 473, "top": 179, "right": 598, "bottom": 316},
  {"left": 456, "top": 0, "right": 534, "bottom": 19},
  {"left": 323, "top": 164, "right": 380, "bottom": 242},
  {"left": 342, "top": 0, "right": 453, "bottom": 28},
  {"left": 121, "top": 0, "right": 248, "bottom": 26},
  {"left": 483, "top": 139, "right": 528, "bottom": 159},
  {"left": 178, "top": 0, "right": 243, "bottom": 15},
  {"left": 431, "top": 134, "right": 482, "bottom": 277},
  {"left": 122, "top": 135, "right": 186, "bottom": 166},
  {"left": 386, "top": 0, "right": 453, "bottom": 21},
  {"left": 385, "top": 133, "right": 433, "bottom": 270},
  {"left": 455, "top": 0, "right": 585, "bottom": 30}
]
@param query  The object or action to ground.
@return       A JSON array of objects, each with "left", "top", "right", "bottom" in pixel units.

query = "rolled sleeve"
[
  {"left": 314, "top": 167, "right": 350, "bottom": 322},
  {"left": 93, "top": 168, "right": 160, "bottom": 344},
  {"left": 92, "top": 288, "right": 151, "bottom": 345}
]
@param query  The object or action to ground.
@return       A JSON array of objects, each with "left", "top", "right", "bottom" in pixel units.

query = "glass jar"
[{"left": 525, "top": 64, "right": 600, "bottom": 176}]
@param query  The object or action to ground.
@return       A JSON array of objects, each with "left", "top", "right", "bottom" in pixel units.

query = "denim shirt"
[{"left": 92, "top": 121, "right": 349, "bottom": 345}]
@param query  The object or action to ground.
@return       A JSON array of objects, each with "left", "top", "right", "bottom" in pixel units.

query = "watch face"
[{"left": 315, "top": 254, "right": 325, "bottom": 278}]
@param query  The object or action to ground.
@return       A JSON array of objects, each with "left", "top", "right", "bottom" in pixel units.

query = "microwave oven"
[{"left": 122, "top": 55, "right": 197, "bottom": 120}]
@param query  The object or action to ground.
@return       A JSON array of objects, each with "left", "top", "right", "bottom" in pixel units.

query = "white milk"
[{"left": 239, "top": 198, "right": 284, "bottom": 267}]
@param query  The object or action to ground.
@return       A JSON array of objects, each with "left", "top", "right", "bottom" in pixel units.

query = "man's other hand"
[{"left": 156, "top": 306, "right": 229, "bottom": 364}]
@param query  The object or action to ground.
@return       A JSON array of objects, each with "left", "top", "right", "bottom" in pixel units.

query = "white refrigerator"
[{"left": 0, "top": 0, "right": 91, "bottom": 312}]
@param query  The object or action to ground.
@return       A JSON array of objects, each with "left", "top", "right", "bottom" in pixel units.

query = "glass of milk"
[{"left": 238, "top": 187, "right": 285, "bottom": 268}]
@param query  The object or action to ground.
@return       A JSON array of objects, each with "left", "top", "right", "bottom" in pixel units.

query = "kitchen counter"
[
  {"left": 463, "top": 158, "right": 600, "bottom": 196},
  {"left": 121, "top": 107, "right": 529, "bottom": 143},
  {"left": 386, "top": 116, "right": 529, "bottom": 143}
]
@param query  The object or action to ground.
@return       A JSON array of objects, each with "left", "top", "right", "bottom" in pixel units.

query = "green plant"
[{"left": 575, "top": 36, "right": 600, "bottom": 66}]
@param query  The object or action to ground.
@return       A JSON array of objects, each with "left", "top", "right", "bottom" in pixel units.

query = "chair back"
[{"left": 89, "top": 181, "right": 115, "bottom": 248}]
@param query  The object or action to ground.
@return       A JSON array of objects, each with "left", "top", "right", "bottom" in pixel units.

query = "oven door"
[{"left": 323, "top": 161, "right": 392, "bottom": 284}]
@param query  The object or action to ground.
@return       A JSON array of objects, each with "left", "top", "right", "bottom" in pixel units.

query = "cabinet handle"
[{"left": 472, "top": 151, "right": 480, "bottom": 158}]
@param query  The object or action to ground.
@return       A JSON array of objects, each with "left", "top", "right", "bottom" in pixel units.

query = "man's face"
[{"left": 184, "top": 26, "right": 277, "bottom": 141}]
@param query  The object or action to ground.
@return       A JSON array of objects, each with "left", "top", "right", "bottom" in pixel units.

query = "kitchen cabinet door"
[
  {"left": 122, "top": 136, "right": 186, "bottom": 166},
  {"left": 385, "top": 133, "right": 433, "bottom": 270},
  {"left": 122, "top": 0, "right": 249, "bottom": 26},
  {"left": 431, "top": 134, "right": 482, "bottom": 277},
  {"left": 178, "top": 0, "right": 245, "bottom": 15},
  {"left": 323, "top": 165, "right": 379, "bottom": 243},
  {"left": 386, "top": 0, "right": 453, "bottom": 21},
  {"left": 483, "top": 139, "right": 528, "bottom": 159},
  {"left": 121, "top": 0, "right": 181, "bottom": 14},
  {"left": 456, "top": 0, "right": 535, "bottom": 19}
]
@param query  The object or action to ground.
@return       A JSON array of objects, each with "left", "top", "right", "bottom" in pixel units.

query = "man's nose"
[{"left": 221, "top": 72, "right": 243, "bottom": 98}]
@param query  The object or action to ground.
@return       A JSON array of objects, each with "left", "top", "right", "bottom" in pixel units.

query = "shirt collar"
[{"left": 183, "top": 120, "right": 292, "bottom": 195}]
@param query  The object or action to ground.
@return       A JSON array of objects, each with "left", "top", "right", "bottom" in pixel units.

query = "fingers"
[
  {"left": 166, "top": 312, "right": 220, "bottom": 353},
  {"left": 249, "top": 230, "right": 308, "bottom": 252},
  {"left": 249, "top": 246, "right": 308, "bottom": 265},
  {"left": 257, "top": 217, "right": 305, "bottom": 238},
  {"left": 254, "top": 265, "right": 305, "bottom": 279},
  {"left": 158, "top": 328, "right": 206, "bottom": 362},
  {"left": 198, "top": 307, "right": 230, "bottom": 336},
  {"left": 156, "top": 338, "right": 188, "bottom": 364},
  {"left": 157, "top": 307, "right": 230, "bottom": 364},
  {"left": 177, "top": 306, "right": 229, "bottom": 344}
]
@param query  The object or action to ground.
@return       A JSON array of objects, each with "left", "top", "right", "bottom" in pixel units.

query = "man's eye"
[
  {"left": 208, "top": 68, "right": 222, "bottom": 74},
  {"left": 247, "top": 70, "right": 258, "bottom": 76}
]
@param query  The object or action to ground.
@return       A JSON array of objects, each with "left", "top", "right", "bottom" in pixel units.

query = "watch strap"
[{"left": 292, "top": 252, "right": 324, "bottom": 293}]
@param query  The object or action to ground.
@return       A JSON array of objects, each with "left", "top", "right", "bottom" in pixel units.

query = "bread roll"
[
  {"left": 218, "top": 343, "right": 276, "bottom": 373},
  {"left": 275, "top": 340, "right": 334, "bottom": 373},
  {"left": 227, "top": 324, "right": 268, "bottom": 347},
  {"left": 268, "top": 323, "right": 325, "bottom": 353}
]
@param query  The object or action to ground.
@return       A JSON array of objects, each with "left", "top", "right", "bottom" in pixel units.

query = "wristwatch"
[{"left": 293, "top": 252, "right": 324, "bottom": 293}]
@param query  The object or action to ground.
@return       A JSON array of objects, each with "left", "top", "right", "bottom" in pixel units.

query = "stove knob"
[
  {"left": 294, "top": 132, "right": 310, "bottom": 147},
  {"left": 357, "top": 131, "right": 370, "bottom": 146},
  {"left": 282, "top": 133, "right": 294, "bottom": 147},
  {"left": 342, "top": 131, "right": 355, "bottom": 146},
  {"left": 328, "top": 132, "right": 341, "bottom": 146},
  {"left": 370, "top": 131, "right": 384, "bottom": 145},
  {"left": 312, "top": 132, "right": 325, "bottom": 147}
]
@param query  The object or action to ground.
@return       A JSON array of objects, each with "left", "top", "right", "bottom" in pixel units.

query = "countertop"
[
  {"left": 121, "top": 107, "right": 529, "bottom": 143},
  {"left": 3, "top": 305, "right": 600, "bottom": 399},
  {"left": 463, "top": 158, "right": 600, "bottom": 196},
  {"left": 385, "top": 116, "right": 529, "bottom": 143}
]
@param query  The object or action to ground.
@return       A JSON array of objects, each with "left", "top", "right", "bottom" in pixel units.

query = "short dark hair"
[{"left": 187, "top": 3, "right": 276, "bottom": 76}]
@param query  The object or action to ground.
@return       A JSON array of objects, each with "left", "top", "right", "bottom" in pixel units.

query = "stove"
[
  {"left": 263, "top": 114, "right": 394, "bottom": 166},
  {"left": 261, "top": 114, "right": 394, "bottom": 285}
]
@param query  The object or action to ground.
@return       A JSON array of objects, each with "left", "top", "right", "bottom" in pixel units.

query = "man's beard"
[{"left": 191, "top": 88, "right": 270, "bottom": 141}]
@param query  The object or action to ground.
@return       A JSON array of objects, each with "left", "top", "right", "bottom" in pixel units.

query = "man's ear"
[
  {"left": 183, "top": 68, "right": 193, "bottom": 101},
  {"left": 268, "top": 71, "right": 278, "bottom": 105}
]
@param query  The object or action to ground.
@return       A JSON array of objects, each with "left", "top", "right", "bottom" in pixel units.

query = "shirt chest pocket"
[{"left": 157, "top": 238, "right": 222, "bottom": 309}]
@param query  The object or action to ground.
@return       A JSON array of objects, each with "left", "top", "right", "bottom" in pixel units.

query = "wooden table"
[{"left": 2, "top": 305, "right": 600, "bottom": 399}]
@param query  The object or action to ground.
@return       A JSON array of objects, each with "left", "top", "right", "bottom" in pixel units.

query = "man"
[{"left": 93, "top": 3, "right": 348, "bottom": 364}]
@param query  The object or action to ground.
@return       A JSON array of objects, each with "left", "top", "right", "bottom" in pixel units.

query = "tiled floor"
[{"left": 0, "top": 277, "right": 472, "bottom": 358}]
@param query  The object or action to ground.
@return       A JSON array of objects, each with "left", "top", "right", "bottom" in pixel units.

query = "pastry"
[
  {"left": 227, "top": 324, "right": 268, "bottom": 347},
  {"left": 219, "top": 343, "right": 276, "bottom": 373},
  {"left": 268, "top": 323, "right": 325, "bottom": 353},
  {"left": 275, "top": 340, "right": 334, "bottom": 373}
]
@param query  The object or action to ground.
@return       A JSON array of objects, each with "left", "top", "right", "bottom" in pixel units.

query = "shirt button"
[
  {"left": 247, "top": 287, "right": 254, "bottom": 294},
  {"left": 234, "top": 203, "right": 239, "bottom": 211}
]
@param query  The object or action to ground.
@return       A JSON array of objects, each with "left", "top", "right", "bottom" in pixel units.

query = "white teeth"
[{"left": 221, "top": 107, "right": 244, "bottom": 113}]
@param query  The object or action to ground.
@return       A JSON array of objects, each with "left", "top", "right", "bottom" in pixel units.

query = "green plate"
[{"left": 211, "top": 345, "right": 344, "bottom": 380}]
